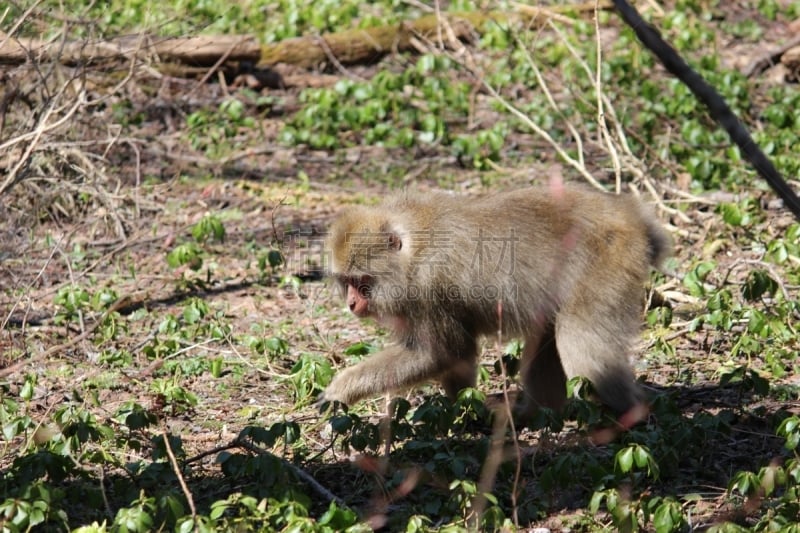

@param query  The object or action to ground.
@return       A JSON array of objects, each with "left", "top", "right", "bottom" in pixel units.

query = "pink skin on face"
[
  {"left": 346, "top": 283, "right": 370, "bottom": 317},
  {"left": 344, "top": 276, "right": 409, "bottom": 333}
]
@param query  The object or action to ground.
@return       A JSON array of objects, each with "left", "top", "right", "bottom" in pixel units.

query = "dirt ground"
[{"left": 2, "top": 1, "right": 800, "bottom": 529}]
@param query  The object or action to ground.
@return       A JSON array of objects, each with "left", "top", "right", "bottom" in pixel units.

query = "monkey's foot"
[
  {"left": 484, "top": 390, "right": 520, "bottom": 412},
  {"left": 589, "top": 402, "right": 650, "bottom": 445}
]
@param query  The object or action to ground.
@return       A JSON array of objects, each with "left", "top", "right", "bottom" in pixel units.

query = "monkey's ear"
[
  {"left": 388, "top": 232, "right": 403, "bottom": 251},
  {"left": 380, "top": 219, "right": 405, "bottom": 252}
]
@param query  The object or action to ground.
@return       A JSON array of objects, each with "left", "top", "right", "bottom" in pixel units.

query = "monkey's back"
[{"left": 384, "top": 186, "right": 667, "bottom": 337}]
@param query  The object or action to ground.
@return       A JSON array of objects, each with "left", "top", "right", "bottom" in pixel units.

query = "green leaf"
[
  {"left": 617, "top": 446, "right": 634, "bottom": 473},
  {"left": 166, "top": 242, "right": 203, "bottom": 269},
  {"left": 20, "top": 377, "right": 35, "bottom": 401},
  {"left": 209, "top": 501, "right": 229, "bottom": 520},
  {"left": 330, "top": 415, "right": 353, "bottom": 434},
  {"left": 209, "top": 358, "right": 224, "bottom": 378},
  {"left": 267, "top": 249, "right": 283, "bottom": 268},
  {"left": 343, "top": 341, "right": 374, "bottom": 356},
  {"left": 653, "top": 500, "right": 680, "bottom": 532}
]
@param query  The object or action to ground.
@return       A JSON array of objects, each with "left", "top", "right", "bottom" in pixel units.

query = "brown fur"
[{"left": 323, "top": 186, "right": 670, "bottom": 416}]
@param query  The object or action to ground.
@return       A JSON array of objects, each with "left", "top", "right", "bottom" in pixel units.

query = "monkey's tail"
[{"left": 643, "top": 215, "right": 671, "bottom": 269}]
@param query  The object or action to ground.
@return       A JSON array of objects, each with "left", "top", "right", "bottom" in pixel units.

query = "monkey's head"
[{"left": 325, "top": 207, "right": 410, "bottom": 319}]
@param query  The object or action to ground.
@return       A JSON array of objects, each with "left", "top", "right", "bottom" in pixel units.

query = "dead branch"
[{"left": 743, "top": 35, "right": 800, "bottom": 77}]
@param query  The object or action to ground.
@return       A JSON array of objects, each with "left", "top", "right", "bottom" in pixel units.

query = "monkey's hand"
[
  {"left": 320, "top": 344, "right": 443, "bottom": 407},
  {"left": 314, "top": 396, "right": 348, "bottom": 414},
  {"left": 319, "top": 366, "right": 368, "bottom": 406}
]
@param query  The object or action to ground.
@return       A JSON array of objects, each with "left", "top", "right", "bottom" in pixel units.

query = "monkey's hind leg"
[
  {"left": 517, "top": 322, "right": 568, "bottom": 419},
  {"left": 439, "top": 357, "right": 479, "bottom": 401},
  {"left": 554, "top": 304, "right": 645, "bottom": 417}
]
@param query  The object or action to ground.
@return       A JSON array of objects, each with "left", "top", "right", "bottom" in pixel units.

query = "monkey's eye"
[{"left": 387, "top": 233, "right": 402, "bottom": 251}]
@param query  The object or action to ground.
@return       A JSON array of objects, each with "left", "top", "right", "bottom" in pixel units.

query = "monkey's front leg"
[{"left": 321, "top": 344, "right": 449, "bottom": 406}]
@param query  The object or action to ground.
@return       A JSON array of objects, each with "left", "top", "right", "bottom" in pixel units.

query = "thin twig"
[
  {"left": 314, "top": 34, "right": 367, "bottom": 81},
  {"left": 187, "top": 35, "right": 254, "bottom": 96},
  {"left": 236, "top": 438, "right": 348, "bottom": 508},
  {"left": 0, "top": 296, "right": 130, "bottom": 378},
  {"left": 2, "top": 231, "right": 68, "bottom": 331},
  {"left": 0, "top": 1, "right": 42, "bottom": 53},
  {"left": 184, "top": 441, "right": 240, "bottom": 465},
  {"left": 473, "top": 301, "right": 522, "bottom": 528},
  {"left": 593, "top": 0, "right": 622, "bottom": 193},
  {"left": 480, "top": 80, "right": 606, "bottom": 190},
  {"left": 721, "top": 258, "right": 794, "bottom": 315},
  {"left": 0, "top": 87, "right": 88, "bottom": 194},
  {"left": 548, "top": 19, "right": 691, "bottom": 221},
  {"left": 516, "top": 32, "right": 586, "bottom": 169},
  {"left": 743, "top": 35, "right": 800, "bottom": 77},
  {"left": 161, "top": 426, "right": 199, "bottom": 530}
]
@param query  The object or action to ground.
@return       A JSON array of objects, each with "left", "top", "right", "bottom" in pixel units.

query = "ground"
[{"left": 1, "top": 1, "right": 800, "bottom": 531}]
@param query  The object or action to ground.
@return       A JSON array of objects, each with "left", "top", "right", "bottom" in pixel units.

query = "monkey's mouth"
[{"left": 343, "top": 275, "right": 373, "bottom": 317}]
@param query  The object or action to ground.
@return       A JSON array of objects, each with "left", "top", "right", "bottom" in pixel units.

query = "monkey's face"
[
  {"left": 331, "top": 234, "right": 402, "bottom": 319},
  {"left": 326, "top": 208, "right": 408, "bottom": 320}
]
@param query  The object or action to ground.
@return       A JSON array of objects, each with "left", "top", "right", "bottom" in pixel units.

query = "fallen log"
[
  {"left": 0, "top": 34, "right": 261, "bottom": 66},
  {"left": 0, "top": 2, "right": 611, "bottom": 70}
]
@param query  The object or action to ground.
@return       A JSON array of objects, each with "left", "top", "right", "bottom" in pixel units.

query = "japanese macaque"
[{"left": 322, "top": 185, "right": 670, "bottom": 418}]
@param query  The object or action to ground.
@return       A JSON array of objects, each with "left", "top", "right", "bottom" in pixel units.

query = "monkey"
[
  {"left": 611, "top": 0, "right": 800, "bottom": 220},
  {"left": 321, "top": 185, "right": 670, "bottom": 419}
]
